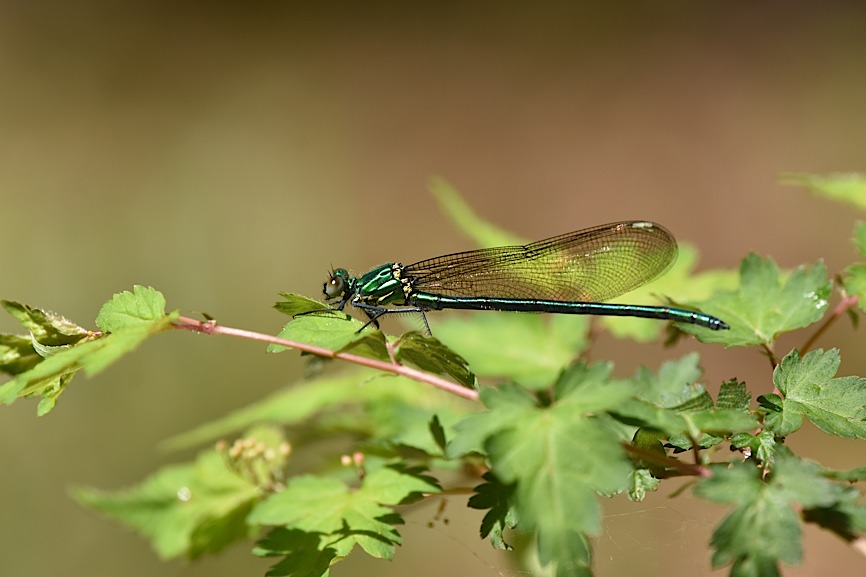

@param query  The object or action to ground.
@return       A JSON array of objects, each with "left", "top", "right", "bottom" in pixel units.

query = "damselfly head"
[{"left": 323, "top": 268, "right": 350, "bottom": 299}]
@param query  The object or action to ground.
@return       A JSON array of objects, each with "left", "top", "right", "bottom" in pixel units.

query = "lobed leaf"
[
  {"left": 632, "top": 353, "right": 704, "bottom": 407},
  {"left": 467, "top": 472, "right": 517, "bottom": 550},
  {"left": 773, "top": 348, "right": 866, "bottom": 439},
  {"left": 273, "top": 293, "right": 331, "bottom": 317},
  {"left": 393, "top": 331, "right": 475, "bottom": 389},
  {"left": 731, "top": 430, "right": 777, "bottom": 466},
  {"left": 679, "top": 254, "right": 831, "bottom": 346},
  {"left": 615, "top": 356, "right": 757, "bottom": 452},
  {"left": 249, "top": 465, "right": 439, "bottom": 573},
  {"left": 270, "top": 314, "right": 386, "bottom": 357},
  {"left": 802, "top": 485, "right": 866, "bottom": 540},
  {"left": 696, "top": 455, "right": 849, "bottom": 577},
  {"left": 717, "top": 379, "right": 751, "bottom": 411},
  {"left": 2, "top": 300, "right": 92, "bottom": 344},
  {"left": 366, "top": 401, "right": 464, "bottom": 456},
  {"left": 96, "top": 285, "right": 169, "bottom": 332},
  {"left": 0, "top": 318, "right": 173, "bottom": 414},
  {"left": 452, "top": 365, "right": 634, "bottom": 576},
  {"left": 695, "top": 462, "right": 798, "bottom": 575},
  {"left": 252, "top": 528, "right": 339, "bottom": 577},
  {"left": 75, "top": 450, "right": 260, "bottom": 560}
]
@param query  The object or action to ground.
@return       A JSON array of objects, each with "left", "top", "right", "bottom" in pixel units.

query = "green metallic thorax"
[{"left": 355, "top": 263, "right": 411, "bottom": 306}]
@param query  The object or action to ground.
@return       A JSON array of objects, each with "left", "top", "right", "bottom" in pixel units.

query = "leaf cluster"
[{"left": 3, "top": 175, "right": 866, "bottom": 577}]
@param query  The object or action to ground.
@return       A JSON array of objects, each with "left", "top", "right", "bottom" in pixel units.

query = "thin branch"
[
  {"left": 171, "top": 316, "right": 480, "bottom": 401},
  {"left": 621, "top": 443, "right": 711, "bottom": 478},
  {"left": 689, "top": 432, "right": 704, "bottom": 470},
  {"left": 761, "top": 342, "right": 779, "bottom": 371},
  {"left": 800, "top": 293, "right": 860, "bottom": 354}
]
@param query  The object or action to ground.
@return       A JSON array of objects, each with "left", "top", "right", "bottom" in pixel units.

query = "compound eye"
[{"left": 323, "top": 272, "right": 345, "bottom": 299}]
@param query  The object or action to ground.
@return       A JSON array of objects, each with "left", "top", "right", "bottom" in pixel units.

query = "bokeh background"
[{"left": 2, "top": 2, "right": 865, "bottom": 576}]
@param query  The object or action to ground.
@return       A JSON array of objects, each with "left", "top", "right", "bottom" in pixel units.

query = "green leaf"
[
  {"left": 617, "top": 401, "right": 757, "bottom": 452},
  {"left": 771, "top": 456, "right": 839, "bottom": 508},
  {"left": 467, "top": 472, "right": 517, "bottom": 550},
  {"left": 447, "top": 382, "right": 538, "bottom": 457},
  {"left": 360, "top": 464, "right": 440, "bottom": 506},
  {"left": 773, "top": 349, "right": 866, "bottom": 439},
  {"left": 758, "top": 393, "right": 805, "bottom": 437},
  {"left": 435, "top": 313, "right": 588, "bottom": 390},
  {"left": 629, "top": 354, "right": 718, "bottom": 437},
  {"left": 452, "top": 366, "right": 634, "bottom": 575},
  {"left": 0, "top": 316, "right": 174, "bottom": 414},
  {"left": 366, "top": 401, "right": 463, "bottom": 456},
  {"left": 630, "top": 428, "right": 668, "bottom": 479},
  {"left": 0, "top": 287, "right": 174, "bottom": 413},
  {"left": 820, "top": 466, "right": 866, "bottom": 482},
  {"left": 679, "top": 254, "right": 831, "bottom": 346},
  {"left": 429, "top": 177, "right": 526, "bottom": 248},
  {"left": 0, "top": 301, "right": 97, "bottom": 411},
  {"left": 780, "top": 172, "right": 866, "bottom": 210},
  {"left": 0, "top": 333, "right": 41, "bottom": 375},
  {"left": 251, "top": 474, "right": 399, "bottom": 559},
  {"left": 252, "top": 528, "right": 338, "bottom": 577},
  {"left": 393, "top": 331, "right": 475, "bottom": 389},
  {"left": 75, "top": 450, "right": 260, "bottom": 560},
  {"left": 270, "top": 314, "right": 387, "bottom": 358},
  {"left": 616, "top": 355, "right": 758, "bottom": 450},
  {"left": 695, "top": 456, "right": 841, "bottom": 576},
  {"left": 666, "top": 432, "right": 725, "bottom": 453},
  {"left": 686, "top": 410, "right": 759, "bottom": 435},
  {"left": 249, "top": 465, "right": 439, "bottom": 570},
  {"left": 717, "top": 379, "right": 752, "bottom": 411},
  {"left": 33, "top": 372, "right": 74, "bottom": 416},
  {"left": 2, "top": 300, "right": 92, "bottom": 344},
  {"left": 844, "top": 221, "right": 866, "bottom": 309},
  {"left": 552, "top": 361, "right": 620, "bottom": 404},
  {"left": 627, "top": 468, "right": 661, "bottom": 502},
  {"left": 843, "top": 263, "right": 866, "bottom": 313},
  {"left": 731, "top": 430, "right": 777, "bottom": 466},
  {"left": 632, "top": 352, "right": 705, "bottom": 407},
  {"left": 163, "top": 370, "right": 454, "bottom": 451},
  {"left": 274, "top": 293, "right": 330, "bottom": 317},
  {"left": 802, "top": 485, "right": 866, "bottom": 539},
  {"left": 477, "top": 381, "right": 635, "bottom": 524},
  {"left": 95, "top": 285, "right": 169, "bottom": 332},
  {"left": 429, "top": 415, "right": 447, "bottom": 453},
  {"left": 610, "top": 399, "right": 688, "bottom": 437}
]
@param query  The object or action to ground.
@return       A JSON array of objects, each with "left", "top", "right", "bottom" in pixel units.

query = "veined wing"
[{"left": 403, "top": 221, "right": 677, "bottom": 303}]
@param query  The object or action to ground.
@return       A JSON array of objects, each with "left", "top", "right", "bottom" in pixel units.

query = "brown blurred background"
[{"left": 1, "top": 2, "right": 865, "bottom": 576}]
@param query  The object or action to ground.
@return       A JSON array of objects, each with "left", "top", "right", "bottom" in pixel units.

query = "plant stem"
[
  {"left": 758, "top": 342, "right": 780, "bottom": 372},
  {"left": 171, "top": 316, "right": 480, "bottom": 401},
  {"left": 621, "top": 443, "right": 711, "bottom": 478}
]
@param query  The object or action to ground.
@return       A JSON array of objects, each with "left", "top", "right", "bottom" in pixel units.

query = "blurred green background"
[{"left": 2, "top": 2, "right": 865, "bottom": 576}]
